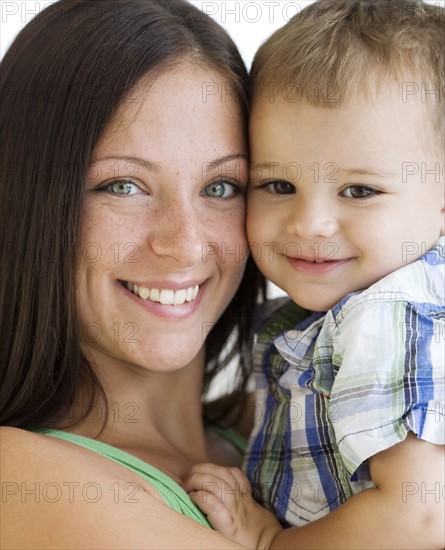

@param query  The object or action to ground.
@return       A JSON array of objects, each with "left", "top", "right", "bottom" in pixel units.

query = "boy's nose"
[{"left": 286, "top": 198, "right": 339, "bottom": 239}]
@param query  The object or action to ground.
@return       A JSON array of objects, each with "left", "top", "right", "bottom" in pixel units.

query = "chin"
[
  {"left": 142, "top": 343, "right": 203, "bottom": 372},
  {"left": 287, "top": 292, "right": 339, "bottom": 313}
]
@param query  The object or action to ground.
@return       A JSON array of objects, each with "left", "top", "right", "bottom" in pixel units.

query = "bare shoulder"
[
  {"left": 1, "top": 427, "right": 64, "bottom": 478},
  {"left": 1, "top": 426, "right": 129, "bottom": 482},
  {"left": 0, "top": 427, "right": 243, "bottom": 549}
]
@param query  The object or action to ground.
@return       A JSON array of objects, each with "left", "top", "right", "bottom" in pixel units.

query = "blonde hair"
[{"left": 251, "top": 0, "right": 444, "bottom": 146}]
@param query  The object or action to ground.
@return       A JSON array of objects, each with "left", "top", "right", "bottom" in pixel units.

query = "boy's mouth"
[
  {"left": 290, "top": 256, "right": 336, "bottom": 264},
  {"left": 284, "top": 255, "right": 352, "bottom": 274}
]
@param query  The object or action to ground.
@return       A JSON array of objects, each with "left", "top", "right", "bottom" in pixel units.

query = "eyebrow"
[
  {"left": 91, "top": 155, "right": 161, "bottom": 173},
  {"left": 337, "top": 167, "right": 397, "bottom": 178},
  {"left": 252, "top": 162, "right": 280, "bottom": 170},
  {"left": 252, "top": 162, "right": 397, "bottom": 179},
  {"left": 204, "top": 153, "right": 248, "bottom": 171}
]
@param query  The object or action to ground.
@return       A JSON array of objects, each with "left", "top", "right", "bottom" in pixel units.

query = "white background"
[{"left": 2, "top": 1, "right": 443, "bottom": 64}]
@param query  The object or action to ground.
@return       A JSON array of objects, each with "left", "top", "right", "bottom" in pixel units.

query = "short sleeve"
[{"left": 317, "top": 298, "right": 445, "bottom": 478}]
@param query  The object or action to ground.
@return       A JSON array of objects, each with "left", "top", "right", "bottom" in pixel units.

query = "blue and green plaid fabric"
[{"left": 244, "top": 238, "right": 445, "bottom": 527}]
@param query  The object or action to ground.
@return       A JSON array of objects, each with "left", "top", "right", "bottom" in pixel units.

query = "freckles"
[
  {"left": 201, "top": 211, "right": 247, "bottom": 265},
  {"left": 218, "top": 214, "right": 246, "bottom": 242}
]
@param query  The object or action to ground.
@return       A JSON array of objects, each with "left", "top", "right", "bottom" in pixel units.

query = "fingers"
[
  {"left": 183, "top": 463, "right": 252, "bottom": 498},
  {"left": 183, "top": 463, "right": 283, "bottom": 548},
  {"left": 182, "top": 463, "right": 255, "bottom": 521},
  {"left": 183, "top": 464, "right": 251, "bottom": 538},
  {"left": 188, "top": 489, "right": 235, "bottom": 537}
]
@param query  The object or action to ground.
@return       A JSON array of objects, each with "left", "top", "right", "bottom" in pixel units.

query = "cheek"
[
  {"left": 246, "top": 199, "right": 259, "bottom": 241},
  {"left": 208, "top": 206, "right": 247, "bottom": 247},
  {"left": 210, "top": 209, "right": 248, "bottom": 279},
  {"left": 75, "top": 207, "right": 132, "bottom": 309},
  {"left": 80, "top": 203, "right": 146, "bottom": 262},
  {"left": 246, "top": 217, "right": 259, "bottom": 245},
  {"left": 247, "top": 198, "right": 272, "bottom": 245},
  {"left": 78, "top": 203, "right": 112, "bottom": 257}
]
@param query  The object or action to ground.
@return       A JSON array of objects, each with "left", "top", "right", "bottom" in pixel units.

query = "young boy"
[{"left": 184, "top": 1, "right": 444, "bottom": 548}]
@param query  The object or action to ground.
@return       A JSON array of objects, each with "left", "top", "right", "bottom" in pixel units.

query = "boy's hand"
[{"left": 183, "top": 463, "right": 283, "bottom": 549}]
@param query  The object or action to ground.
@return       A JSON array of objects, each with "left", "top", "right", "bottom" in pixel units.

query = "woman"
[{"left": 0, "top": 1, "right": 263, "bottom": 547}]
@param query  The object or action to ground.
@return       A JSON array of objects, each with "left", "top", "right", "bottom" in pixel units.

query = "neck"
[{"left": 64, "top": 348, "right": 210, "bottom": 481}]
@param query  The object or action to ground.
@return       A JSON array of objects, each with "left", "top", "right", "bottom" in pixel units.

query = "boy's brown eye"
[
  {"left": 267, "top": 181, "right": 296, "bottom": 194},
  {"left": 342, "top": 185, "right": 376, "bottom": 199}
]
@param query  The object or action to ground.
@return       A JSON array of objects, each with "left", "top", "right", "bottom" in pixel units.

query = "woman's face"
[{"left": 77, "top": 64, "right": 248, "bottom": 373}]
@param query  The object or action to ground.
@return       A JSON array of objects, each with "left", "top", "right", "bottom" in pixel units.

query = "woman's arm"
[{"left": 0, "top": 428, "right": 246, "bottom": 550}]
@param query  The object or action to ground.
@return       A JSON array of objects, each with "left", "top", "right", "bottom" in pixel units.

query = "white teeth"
[
  {"left": 186, "top": 287, "right": 194, "bottom": 302},
  {"left": 138, "top": 287, "right": 149, "bottom": 300},
  {"left": 173, "top": 289, "right": 187, "bottom": 305},
  {"left": 125, "top": 282, "right": 200, "bottom": 305},
  {"left": 159, "top": 289, "right": 174, "bottom": 305},
  {"left": 150, "top": 288, "right": 160, "bottom": 302}
]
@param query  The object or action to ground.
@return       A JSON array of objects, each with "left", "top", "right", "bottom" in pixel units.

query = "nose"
[
  {"left": 286, "top": 195, "right": 339, "bottom": 239},
  {"left": 148, "top": 199, "right": 204, "bottom": 267}
]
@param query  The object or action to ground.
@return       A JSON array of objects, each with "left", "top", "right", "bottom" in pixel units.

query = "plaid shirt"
[{"left": 244, "top": 238, "right": 445, "bottom": 527}]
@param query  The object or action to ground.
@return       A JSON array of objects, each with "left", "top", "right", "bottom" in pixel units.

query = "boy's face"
[{"left": 248, "top": 87, "right": 444, "bottom": 311}]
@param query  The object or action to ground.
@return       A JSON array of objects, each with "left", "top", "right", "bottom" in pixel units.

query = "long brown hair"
[{"left": 0, "top": 0, "right": 264, "bottom": 429}]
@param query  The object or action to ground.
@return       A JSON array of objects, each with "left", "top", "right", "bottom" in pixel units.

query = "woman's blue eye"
[
  {"left": 203, "top": 180, "right": 238, "bottom": 198},
  {"left": 266, "top": 181, "right": 296, "bottom": 194},
  {"left": 107, "top": 180, "right": 141, "bottom": 196},
  {"left": 342, "top": 186, "right": 376, "bottom": 199}
]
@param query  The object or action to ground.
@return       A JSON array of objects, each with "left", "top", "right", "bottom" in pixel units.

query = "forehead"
[
  {"left": 249, "top": 85, "right": 436, "bottom": 167},
  {"left": 93, "top": 63, "right": 246, "bottom": 165}
]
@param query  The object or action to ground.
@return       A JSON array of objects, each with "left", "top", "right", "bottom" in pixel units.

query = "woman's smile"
[
  {"left": 121, "top": 280, "right": 201, "bottom": 305},
  {"left": 117, "top": 278, "right": 206, "bottom": 320}
]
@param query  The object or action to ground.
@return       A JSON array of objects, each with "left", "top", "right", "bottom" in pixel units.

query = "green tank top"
[
  {"left": 37, "top": 429, "right": 210, "bottom": 527},
  {"left": 37, "top": 426, "right": 247, "bottom": 528}
]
